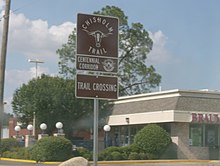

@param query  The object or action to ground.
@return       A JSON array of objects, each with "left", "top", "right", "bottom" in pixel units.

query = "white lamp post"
[
  {"left": 56, "top": 122, "right": 63, "bottom": 134},
  {"left": 103, "top": 125, "right": 111, "bottom": 148},
  {"left": 40, "top": 123, "right": 47, "bottom": 134},
  {"left": 14, "top": 125, "right": 21, "bottom": 137},
  {"left": 27, "top": 124, "right": 33, "bottom": 135}
]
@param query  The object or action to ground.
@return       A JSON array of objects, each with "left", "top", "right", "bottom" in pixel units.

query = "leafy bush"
[
  {"left": 111, "top": 151, "right": 125, "bottom": 160},
  {"left": 30, "top": 136, "right": 72, "bottom": 162},
  {"left": 0, "top": 138, "right": 20, "bottom": 155},
  {"left": 128, "top": 152, "right": 140, "bottom": 160},
  {"left": 98, "top": 146, "right": 127, "bottom": 161},
  {"left": 74, "top": 147, "right": 92, "bottom": 160},
  {"left": 120, "top": 144, "right": 140, "bottom": 156},
  {"left": 139, "top": 152, "right": 148, "bottom": 160},
  {"left": 146, "top": 153, "right": 159, "bottom": 159},
  {"left": 133, "top": 124, "right": 172, "bottom": 158},
  {"left": 2, "top": 147, "right": 31, "bottom": 159}
]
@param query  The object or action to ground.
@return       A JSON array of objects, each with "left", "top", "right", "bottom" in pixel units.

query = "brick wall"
[{"left": 8, "top": 118, "right": 29, "bottom": 137}]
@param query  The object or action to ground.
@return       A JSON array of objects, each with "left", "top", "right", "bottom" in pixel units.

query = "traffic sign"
[
  {"left": 76, "top": 55, "right": 118, "bottom": 74},
  {"left": 76, "top": 13, "right": 119, "bottom": 100},
  {"left": 76, "top": 74, "right": 118, "bottom": 99},
  {"left": 77, "top": 13, "right": 118, "bottom": 57}
]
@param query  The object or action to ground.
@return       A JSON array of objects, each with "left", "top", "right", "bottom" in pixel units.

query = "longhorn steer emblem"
[{"left": 82, "top": 29, "right": 112, "bottom": 48}]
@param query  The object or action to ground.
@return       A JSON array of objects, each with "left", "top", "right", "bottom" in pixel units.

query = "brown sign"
[
  {"left": 76, "top": 74, "right": 118, "bottom": 99},
  {"left": 77, "top": 13, "right": 118, "bottom": 58},
  {"left": 76, "top": 55, "right": 118, "bottom": 73}
]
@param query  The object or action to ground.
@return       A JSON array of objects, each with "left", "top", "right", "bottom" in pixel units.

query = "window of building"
[
  {"left": 205, "top": 125, "right": 218, "bottom": 147},
  {"left": 190, "top": 124, "right": 203, "bottom": 146},
  {"left": 189, "top": 124, "right": 219, "bottom": 147}
]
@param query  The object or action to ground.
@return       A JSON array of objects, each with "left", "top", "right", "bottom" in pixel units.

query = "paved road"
[{"left": 1, "top": 160, "right": 220, "bottom": 166}]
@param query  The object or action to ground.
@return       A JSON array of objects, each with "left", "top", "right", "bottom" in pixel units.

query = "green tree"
[
  {"left": 11, "top": 75, "right": 95, "bottom": 138},
  {"left": 133, "top": 124, "right": 171, "bottom": 158},
  {"left": 57, "top": 5, "right": 161, "bottom": 95}
]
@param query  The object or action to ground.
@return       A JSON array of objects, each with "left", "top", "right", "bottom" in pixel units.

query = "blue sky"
[{"left": 1, "top": 0, "right": 220, "bottom": 112}]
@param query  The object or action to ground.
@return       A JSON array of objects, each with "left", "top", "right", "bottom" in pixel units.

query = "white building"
[
  {"left": 2, "top": 127, "right": 9, "bottom": 138},
  {"left": 107, "top": 89, "right": 220, "bottom": 159}
]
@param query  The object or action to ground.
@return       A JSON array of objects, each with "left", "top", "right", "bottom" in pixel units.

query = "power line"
[{"left": 0, "top": 0, "right": 38, "bottom": 21}]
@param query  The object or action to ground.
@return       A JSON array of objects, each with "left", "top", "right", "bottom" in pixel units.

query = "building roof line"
[{"left": 113, "top": 89, "right": 220, "bottom": 104}]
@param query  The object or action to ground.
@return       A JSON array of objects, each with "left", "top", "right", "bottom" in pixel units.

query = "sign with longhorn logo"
[
  {"left": 77, "top": 13, "right": 118, "bottom": 58},
  {"left": 76, "top": 13, "right": 118, "bottom": 99}
]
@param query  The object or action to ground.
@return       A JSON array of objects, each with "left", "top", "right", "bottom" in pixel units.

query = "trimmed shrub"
[
  {"left": 139, "top": 152, "right": 148, "bottom": 160},
  {"left": 0, "top": 138, "right": 20, "bottom": 155},
  {"left": 120, "top": 144, "right": 140, "bottom": 156},
  {"left": 30, "top": 136, "right": 72, "bottom": 162},
  {"left": 111, "top": 151, "right": 125, "bottom": 160},
  {"left": 146, "top": 153, "right": 159, "bottom": 160},
  {"left": 128, "top": 152, "right": 140, "bottom": 160},
  {"left": 2, "top": 147, "right": 31, "bottom": 159},
  {"left": 133, "top": 124, "right": 172, "bottom": 158},
  {"left": 98, "top": 146, "right": 126, "bottom": 161},
  {"left": 75, "top": 147, "right": 92, "bottom": 161}
]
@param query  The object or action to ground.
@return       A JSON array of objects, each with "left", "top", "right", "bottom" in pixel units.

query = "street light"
[
  {"left": 56, "top": 122, "right": 63, "bottom": 134},
  {"left": 40, "top": 123, "right": 47, "bottom": 134},
  {"left": 14, "top": 125, "right": 21, "bottom": 137},
  {"left": 28, "top": 59, "right": 44, "bottom": 138},
  {"left": 103, "top": 125, "right": 111, "bottom": 148},
  {"left": 28, "top": 59, "right": 44, "bottom": 78},
  {"left": 27, "top": 124, "right": 33, "bottom": 135}
]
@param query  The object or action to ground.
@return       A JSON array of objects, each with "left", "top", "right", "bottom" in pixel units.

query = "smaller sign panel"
[
  {"left": 76, "top": 74, "right": 118, "bottom": 99},
  {"left": 76, "top": 55, "right": 118, "bottom": 73}
]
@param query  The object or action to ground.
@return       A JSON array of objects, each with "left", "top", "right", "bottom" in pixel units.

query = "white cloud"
[
  {"left": 0, "top": 11, "right": 75, "bottom": 113},
  {"left": 0, "top": 11, "right": 75, "bottom": 109},
  {"left": 148, "top": 30, "right": 172, "bottom": 64},
  {"left": 6, "top": 12, "right": 75, "bottom": 61},
  {"left": 0, "top": 0, "right": 3, "bottom": 11},
  {"left": 6, "top": 67, "right": 50, "bottom": 87}
]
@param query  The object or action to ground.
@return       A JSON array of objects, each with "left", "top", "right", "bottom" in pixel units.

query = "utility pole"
[{"left": 0, "top": 0, "right": 11, "bottom": 140}]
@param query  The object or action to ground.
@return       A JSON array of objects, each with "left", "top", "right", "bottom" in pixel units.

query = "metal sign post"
[
  {"left": 93, "top": 98, "right": 99, "bottom": 166},
  {"left": 76, "top": 13, "right": 118, "bottom": 166}
]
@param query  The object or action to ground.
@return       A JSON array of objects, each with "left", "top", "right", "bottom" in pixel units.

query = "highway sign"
[
  {"left": 76, "top": 55, "right": 118, "bottom": 74},
  {"left": 76, "top": 13, "right": 119, "bottom": 100},
  {"left": 77, "top": 13, "right": 118, "bottom": 57},
  {"left": 76, "top": 74, "right": 118, "bottom": 99}
]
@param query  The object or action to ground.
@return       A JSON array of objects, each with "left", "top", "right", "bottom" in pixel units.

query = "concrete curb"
[
  {"left": 92, "top": 160, "right": 220, "bottom": 165},
  {"left": 1, "top": 157, "right": 36, "bottom": 163},
  {"left": 0, "top": 158, "right": 61, "bottom": 165},
  {"left": 1, "top": 158, "right": 220, "bottom": 165}
]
